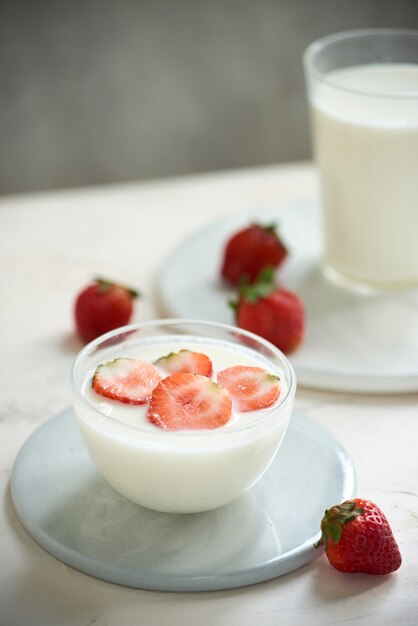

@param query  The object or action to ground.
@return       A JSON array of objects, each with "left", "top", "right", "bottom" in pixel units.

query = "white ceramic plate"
[
  {"left": 157, "top": 203, "right": 418, "bottom": 393},
  {"left": 12, "top": 408, "right": 355, "bottom": 591}
]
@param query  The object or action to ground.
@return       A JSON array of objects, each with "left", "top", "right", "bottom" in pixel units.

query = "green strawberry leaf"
[
  {"left": 327, "top": 520, "right": 343, "bottom": 543},
  {"left": 95, "top": 277, "right": 140, "bottom": 298},
  {"left": 238, "top": 266, "right": 277, "bottom": 302}
]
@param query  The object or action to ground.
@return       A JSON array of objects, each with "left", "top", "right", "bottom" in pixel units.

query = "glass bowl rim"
[{"left": 70, "top": 318, "right": 297, "bottom": 439}]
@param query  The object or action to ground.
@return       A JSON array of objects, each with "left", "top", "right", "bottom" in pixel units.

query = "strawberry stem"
[
  {"left": 229, "top": 300, "right": 239, "bottom": 317},
  {"left": 229, "top": 266, "right": 277, "bottom": 314},
  {"left": 315, "top": 500, "right": 365, "bottom": 549},
  {"left": 251, "top": 221, "right": 278, "bottom": 236},
  {"left": 95, "top": 277, "right": 140, "bottom": 298},
  {"left": 239, "top": 266, "right": 277, "bottom": 302}
]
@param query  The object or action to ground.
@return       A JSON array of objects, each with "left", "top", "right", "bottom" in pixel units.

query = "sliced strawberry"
[
  {"left": 155, "top": 349, "right": 213, "bottom": 377},
  {"left": 217, "top": 365, "right": 280, "bottom": 412},
  {"left": 147, "top": 372, "right": 232, "bottom": 431},
  {"left": 92, "top": 358, "right": 162, "bottom": 405}
]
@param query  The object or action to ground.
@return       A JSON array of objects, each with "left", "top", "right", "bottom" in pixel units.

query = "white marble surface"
[{"left": 1, "top": 162, "right": 417, "bottom": 625}]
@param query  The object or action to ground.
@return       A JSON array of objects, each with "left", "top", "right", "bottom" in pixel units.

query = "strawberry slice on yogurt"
[
  {"left": 217, "top": 365, "right": 281, "bottom": 412},
  {"left": 92, "top": 358, "right": 162, "bottom": 405},
  {"left": 147, "top": 372, "right": 232, "bottom": 431},
  {"left": 155, "top": 349, "right": 213, "bottom": 377}
]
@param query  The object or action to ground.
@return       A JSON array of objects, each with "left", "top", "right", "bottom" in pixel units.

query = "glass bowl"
[{"left": 71, "top": 319, "right": 296, "bottom": 513}]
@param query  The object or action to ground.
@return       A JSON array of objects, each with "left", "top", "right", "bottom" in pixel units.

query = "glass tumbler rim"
[{"left": 303, "top": 28, "right": 418, "bottom": 100}]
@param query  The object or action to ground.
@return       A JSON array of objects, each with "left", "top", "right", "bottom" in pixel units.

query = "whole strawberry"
[
  {"left": 318, "top": 499, "right": 402, "bottom": 575},
  {"left": 74, "top": 278, "right": 139, "bottom": 344},
  {"left": 231, "top": 268, "right": 305, "bottom": 354},
  {"left": 221, "top": 222, "right": 288, "bottom": 285}
]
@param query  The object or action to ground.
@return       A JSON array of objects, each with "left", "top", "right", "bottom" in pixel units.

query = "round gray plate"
[{"left": 12, "top": 408, "right": 355, "bottom": 591}]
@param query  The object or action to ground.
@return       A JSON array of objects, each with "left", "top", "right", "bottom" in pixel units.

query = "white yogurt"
[
  {"left": 73, "top": 335, "right": 294, "bottom": 513},
  {"left": 83, "top": 340, "right": 288, "bottom": 432},
  {"left": 310, "top": 63, "right": 418, "bottom": 288}
]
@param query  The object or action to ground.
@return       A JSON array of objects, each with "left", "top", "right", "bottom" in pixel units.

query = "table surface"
[{"left": 1, "top": 162, "right": 417, "bottom": 626}]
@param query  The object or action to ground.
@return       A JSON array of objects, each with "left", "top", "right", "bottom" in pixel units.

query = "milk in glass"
[{"left": 311, "top": 63, "right": 418, "bottom": 288}]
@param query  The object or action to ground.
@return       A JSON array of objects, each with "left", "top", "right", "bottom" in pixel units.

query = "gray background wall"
[{"left": 1, "top": 0, "right": 417, "bottom": 195}]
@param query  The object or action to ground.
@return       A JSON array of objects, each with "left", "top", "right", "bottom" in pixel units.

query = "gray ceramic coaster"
[{"left": 12, "top": 408, "right": 355, "bottom": 591}]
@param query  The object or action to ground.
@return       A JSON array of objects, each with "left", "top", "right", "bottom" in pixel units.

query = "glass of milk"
[
  {"left": 71, "top": 319, "right": 296, "bottom": 513},
  {"left": 304, "top": 29, "right": 418, "bottom": 290}
]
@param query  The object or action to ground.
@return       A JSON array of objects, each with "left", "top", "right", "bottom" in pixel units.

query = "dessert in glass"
[{"left": 71, "top": 319, "right": 296, "bottom": 513}]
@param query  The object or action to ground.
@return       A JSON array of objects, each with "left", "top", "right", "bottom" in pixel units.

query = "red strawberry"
[
  {"left": 221, "top": 222, "right": 287, "bottom": 285},
  {"left": 231, "top": 268, "right": 305, "bottom": 354},
  {"left": 217, "top": 366, "right": 280, "bottom": 412},
  {"left": 317, "top": 499, "right": 402, "bottom": 575},
  {"left": 147, "top": 372, "right": 232, "bottom": 431},
  {"left": 92, "top": 358, "right": 162, "bottom": 405},
  {"left": 155, "top": 349, "right": 213, "bottom": 377},
  {"left": 74, "top": 278, "right": 139, "bottom": 344}
]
